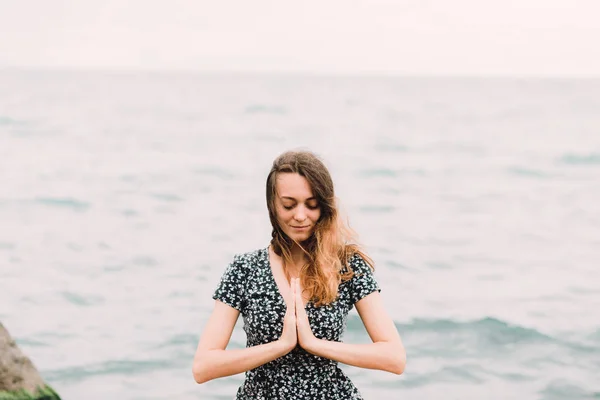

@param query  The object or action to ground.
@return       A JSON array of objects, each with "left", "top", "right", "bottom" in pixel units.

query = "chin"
[
  {"left": 299, "top": 233, "right": 315, "bottom": 243},
  {"left": 287, "top": 232, "right": 313, "bottom": 243},
  {"left": 289, "top": 235, "right": 306, "bottom": 242}
]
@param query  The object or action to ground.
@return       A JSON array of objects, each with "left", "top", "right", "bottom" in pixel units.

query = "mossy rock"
[
  {"left": 0, "top": 323, "right": 62, "bottom": 400},
  {"left": 0, "top": 385, "right": 61, "bottom": 400}
]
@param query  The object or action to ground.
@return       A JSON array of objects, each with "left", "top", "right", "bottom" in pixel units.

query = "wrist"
[
  {"left": 303, "top": 336, "right": 322, "bottom": 355},
  {"left": 276, "top": 339, "right": 295, "bottom": 355}
]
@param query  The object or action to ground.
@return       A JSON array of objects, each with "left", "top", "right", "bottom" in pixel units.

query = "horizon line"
[{"left": 1, "top": 65, "right": 600, "bottom": 80}]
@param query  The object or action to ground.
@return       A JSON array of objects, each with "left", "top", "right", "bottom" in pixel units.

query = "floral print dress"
[{"left": 212, "top": 247, "right": 381, "bottom": 399}]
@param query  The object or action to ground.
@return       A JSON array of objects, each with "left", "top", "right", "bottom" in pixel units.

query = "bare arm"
[
  {"left": 192, "top": 299, "right": 297, "bottom": 384},
  {"left": 302, "top": 292, "right": 406, "bottom": 374}
]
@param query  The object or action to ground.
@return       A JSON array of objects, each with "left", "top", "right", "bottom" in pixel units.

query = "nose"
[{"left": 294, "top": 206, "right": 307, "bottom": 222}]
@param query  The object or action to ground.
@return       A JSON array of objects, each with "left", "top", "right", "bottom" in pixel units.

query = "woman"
[{"left": 193, "top": 150, "right": 406, "bottom": 399}]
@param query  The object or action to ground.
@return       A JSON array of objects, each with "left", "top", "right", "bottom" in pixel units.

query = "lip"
[{"left": 291, "top": 225, "right": 310, "bottom": 230}]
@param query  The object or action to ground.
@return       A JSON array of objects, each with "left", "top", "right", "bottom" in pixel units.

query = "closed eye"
[{"left": 282, "top": 203, "right": 319, "bottom": 210}]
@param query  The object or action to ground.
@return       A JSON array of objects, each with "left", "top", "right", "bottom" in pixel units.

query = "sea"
[{"left": 0, "top": 69, "right": 599, "bottom": 400}]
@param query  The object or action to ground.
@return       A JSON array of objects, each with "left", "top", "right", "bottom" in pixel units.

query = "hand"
[
  {"left": 279, "top": 282, "right": 298, "bottom": 353},
  {"left": 293, "top": 278, "right": 318, "bottom": 352}
]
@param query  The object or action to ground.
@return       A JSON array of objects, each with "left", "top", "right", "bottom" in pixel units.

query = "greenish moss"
[{"left": 0, "top": 385, "right": 61, "bottom": 400}]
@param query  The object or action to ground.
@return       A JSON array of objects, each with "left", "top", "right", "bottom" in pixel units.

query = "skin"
[
  {"left": 274, "top": 172, "right": 321, "bottom": 270},
  {"left": 192, "top": 172, "right": 406, "bottom": 384}
]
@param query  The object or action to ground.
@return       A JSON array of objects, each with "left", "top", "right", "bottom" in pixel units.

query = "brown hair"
[{"left": 266, "top": 150, "right": 374, "bottom": 306}]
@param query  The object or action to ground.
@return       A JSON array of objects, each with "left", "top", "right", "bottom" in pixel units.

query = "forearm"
[
  {"left": 307, "top": 339, "right": 406, "bottom": 374},
  {"left": 193, "top": 340, "right": 289, "bottom": 383}
]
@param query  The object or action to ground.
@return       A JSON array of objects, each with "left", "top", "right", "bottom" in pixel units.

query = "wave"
[
  {"left": 244, "top": 104, "right": 287, "bottom": 115},
  {"left": 507, "top": 166, "right": 553, "bottom": 178},
  {"left": 587, "top": 328, "right": 600, "bottom": 344},
  {"left": 0, "top": 116, "right": 20, "bottom": 125},
  {"left": 358, "top": 205, "right": 395, "bottom": 213},
  {"left": 347, "top": 316, "right": 599, "bottom": 355},
  {"left": 559, "top": 153, "right": 600, "bottom": 166},
  {"left": 539, "top": 379, "right": 600, "bottom": 400},
  {"left": 0, "top": 116, "right": 33, "bottom": 127},
  {"left": 44, "top": 358, "right": 178, "bottom": 383},
  {"left": 399, "top": 364, "right": 486, "bottom": 388},
  {"left": 358, "top": 168, "right": 398, "bottom": 178},
  {"left": 34, "top": 197, "right": 90, "bottom": 211},
  {"left": 149, "top": 192, "right": 184, "bottom": 202},
  {"left": 399, "top": 316, "right": 553, "bottom": 342},
  {"left": 357, "top": 167, "right": 426, "bottom": 178},
  {"left": 154, "top": 333, "right": 199, "bottom": 348},
  {"left": 0, "top": 241, "right": 15, "bottom": 250},
  {"left": 15, "top": 338, "right": 50, "bottom": 347},
  {"left": 61, "top": 291, "right": 104, "bottom": 307},
  {"left": 346, "top": 316, "right": 600, "bottom": 389},
  {"left": 193, "top": 166, "right": 237, "bottom": 179},
  {"left": 373, "top": 144, "right": 409, "bottom": 153}
]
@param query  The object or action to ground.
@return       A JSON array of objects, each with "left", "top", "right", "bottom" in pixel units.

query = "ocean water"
[{"left": 1, "top": 69, "right": 599, "bottom": 400}]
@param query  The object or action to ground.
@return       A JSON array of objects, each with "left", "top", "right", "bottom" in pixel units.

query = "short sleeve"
[
  {"left": 212, "top": 254, "right": 247, "bottom": 311},
  {"left": 349, "top": 254, "right": 381, "bottom": 304}
]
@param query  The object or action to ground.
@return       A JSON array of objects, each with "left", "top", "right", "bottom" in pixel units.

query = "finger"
[
  {"left": 289, "top": 278, "right": 296, "bottom": 310},
  {"left": 295, "top": 279, "right": 304, "bottom": 314}
]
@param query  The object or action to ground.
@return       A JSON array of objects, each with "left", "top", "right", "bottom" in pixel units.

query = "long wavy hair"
[{"left": 266, "top": 150, "right": 374, "bottom": 306}]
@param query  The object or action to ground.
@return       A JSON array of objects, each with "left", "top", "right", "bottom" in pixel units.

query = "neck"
[
  {"left": 285, "top": 243, "right": 307, "bottom": 277},
  {"left": 290, "top": 243, "right": 306, "bottom": 263}
]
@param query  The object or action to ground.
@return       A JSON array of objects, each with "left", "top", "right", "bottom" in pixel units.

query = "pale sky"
[{"left": 1, "top": 0, "right": 599, "bottom": 76}]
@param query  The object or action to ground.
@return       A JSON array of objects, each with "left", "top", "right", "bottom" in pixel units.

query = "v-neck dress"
[{"left": 212, "top": 247, "right": 381, "bottom": 399}]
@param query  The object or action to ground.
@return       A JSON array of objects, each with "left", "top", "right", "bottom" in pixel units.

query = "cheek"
[
  {"left": 311, "top": 209, "right": 322, "bottom": 222},
  {"left": 275, "top": 207, "right": 291, "bottom": 225}
]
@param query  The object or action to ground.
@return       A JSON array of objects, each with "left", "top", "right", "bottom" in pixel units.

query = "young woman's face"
[{"left": 275, "top": 172, "right": 321, "bottom": 242}]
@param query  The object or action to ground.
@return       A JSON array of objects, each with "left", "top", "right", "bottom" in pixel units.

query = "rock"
[{"left": 0, "top": 322, "right": 61, "bottom": 400}]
